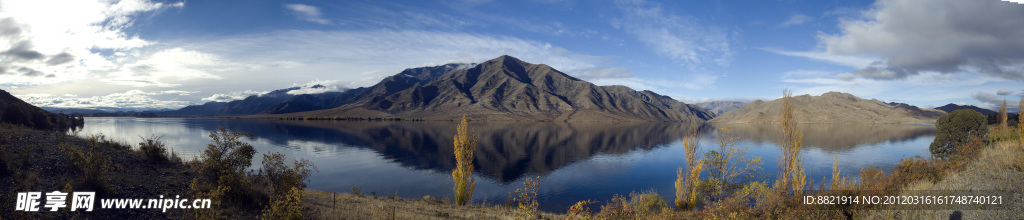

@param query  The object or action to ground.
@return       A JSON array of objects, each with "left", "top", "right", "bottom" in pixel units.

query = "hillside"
[
  {"left": 0, "top": 89, "right": 83, "bottom": 129},
  {"left": 271, "top": 55, "right": 714, "bottom": 122},
  {"left": 695, "top": 101, "right": 748, "bottom": 115},
  {"left": 709, "top": 92, "right": 944, "bottom": 124},
  {"left": 933, "top": 103, "right": 996, "bottom": 115}
]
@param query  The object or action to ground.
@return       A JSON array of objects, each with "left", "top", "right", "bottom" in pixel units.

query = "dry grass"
[
  {"left": 302, "top": 190, "right": 561, "bottom": 220},
  {"left": 866, "top": 141, "right": 1024, "bottom": 219}
]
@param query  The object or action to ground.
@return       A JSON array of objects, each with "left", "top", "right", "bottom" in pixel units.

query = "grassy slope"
[
  {"left": 868, "top": 140, "right": 1024, "bottom": 219},
  {"left": 302, "top": 190, "right": 562, "bottom": 219},
  {"left": 0, "top": 125, "right": 195, "bottom": 219}
]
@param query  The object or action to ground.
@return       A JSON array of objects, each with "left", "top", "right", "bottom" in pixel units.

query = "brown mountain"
[
  {"left": 709, "top": 92, "right": 944, "bottom": 124},
  {"left": 274, "top": 55, "right": 714, "bottom": 122}
]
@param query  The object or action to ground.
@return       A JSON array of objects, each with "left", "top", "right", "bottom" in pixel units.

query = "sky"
[{"left": 1, "top": 0, "right": 1023, "bottom": 112}]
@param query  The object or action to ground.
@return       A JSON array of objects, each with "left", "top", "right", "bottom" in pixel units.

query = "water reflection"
[
  {"left": 77, "top": 118, "right": 937, "bottom": 212},
  {"left": 230, "top": 120, "right": 704, "bottom": 183},
  {"left": 718, "top": 123, "right": 936, "bottom": 152}
]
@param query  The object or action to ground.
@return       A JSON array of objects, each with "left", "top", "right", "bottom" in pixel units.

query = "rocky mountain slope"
[
  {"left": 709, "top": 92, "right": 944, "bottom": 124},
  {"left": 273, "top": 55, "right": 714, "bottom": 122}
]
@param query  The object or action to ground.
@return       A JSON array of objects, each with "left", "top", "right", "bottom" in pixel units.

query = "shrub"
[
  {"left": 452, "top": 115, "right": 477, "bottom": 206},
  {"left": 63, "top": 138, "right": 113, "bottom": 194},
  {"left": 260, "top": 187, "right": 305, "bottom": 220},
  {"left": 192, "top": 127, "right": 257, "bottom": 205},
  {"left": 701, "top": 126, "right": 762, "bottom": 202},
  {"left": 138, "top": 135, "right": 169, "bottom": 163},
  {"left": 930, "top": 109, "right": 986, "bottom": 159},
  {"left": 566, "top": 200, "right": 597, "bottom": 219},
  {"left": 597, "top": 191, "right": 667, "bottom": 218},
  {"left": 512, "top": 176, "right": 540, "bottom": 219},
  {"left": 259, "top": 152, "right": 317, "bottom": 196}
]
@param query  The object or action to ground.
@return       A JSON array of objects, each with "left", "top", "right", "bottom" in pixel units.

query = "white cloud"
[
  {"left": 613, "top": 0, "right": 733, "bottom": 68},
  {"left": 21, "top": 89, "right": 193, "bottom": 110},
  {"left": 996, "top": 88, "right": 1012, "bottom": 96},
  {"left": 800, "top": 0, "right": 1024, "bottom": 80},
  {"left": 286, "top": 80, "right": 348, "bottom": 95},
  {"left": 103, "top": 48, "right": 230, "bottom": 87},
  {"left": 778, "top": 14, "right": 813, "bottom": 27},
  {"left": 182, "top": 29, "right": 638, "bottom": 90},
  {"left": 201, "top": 90, "right": 269, "bottom": 102},
  {"left": 0, "top": 0, "right": 183, "bottom": 86},
  {"left": 285, "top": 4, "right": 330, "bottom": 25}
]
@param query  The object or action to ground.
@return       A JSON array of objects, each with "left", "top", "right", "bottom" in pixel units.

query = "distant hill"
[
  {"left": 709, "top": 92, "right": 944, "bottom": 124},
  {"left": 695, "top": 101, "right": 748, "bottom": 115},
  {"left": 271, "top": 55, "right": 714, "bottom": 122},
  {"left": 933, "top": 103, "right": 996, "bottom": 115}
]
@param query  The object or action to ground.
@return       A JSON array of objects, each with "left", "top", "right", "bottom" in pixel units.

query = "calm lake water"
[{"left": 76, "top": 117, "right": 936, "bottom": 212}]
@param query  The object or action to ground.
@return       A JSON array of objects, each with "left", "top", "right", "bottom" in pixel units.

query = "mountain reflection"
[
  {"left": 207, "top": 120, "right": 701, "bottom": 182},
  {"left": 715, "top": 123, "right": 936, "bottom": 152}
]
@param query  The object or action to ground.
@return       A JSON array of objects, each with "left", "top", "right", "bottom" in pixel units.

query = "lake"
[{"left": 75, "top": 117, "right": 936, "bottom": 212}]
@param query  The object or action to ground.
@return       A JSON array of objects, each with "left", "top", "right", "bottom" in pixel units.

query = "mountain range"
[
  {"left": 25, "top": 56, "right": 966, "bottom": 123},
  {"left": 932, "top": 103, "right": 996, "bottom": 116},
  {"left": 258, "top": 55, "right": 715, "bottom": 122},
  {"left": 709, "top": 92, "right": 945, "bottom": 124}
]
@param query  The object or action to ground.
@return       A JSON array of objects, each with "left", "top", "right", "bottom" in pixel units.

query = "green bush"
[
  {"left": 138, "top": 136, "right": 169, "bottom": 163},
  {"left": 930, "top": 109, "right": 986, "bottom": 159},
  {"left": 63, "top": 137, "right": 114, "bottom": 194},
  {"left": 260, "top": 187, "right": 305, "bottom": 220},
  {"left": 192, "top": 127, "right": 257, "bottom": 205},
  {"left": 259, "top": 152, "right": 317, "bottom": 196}
]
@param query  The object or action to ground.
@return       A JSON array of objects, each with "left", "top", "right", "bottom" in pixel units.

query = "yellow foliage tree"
[
  {"left": 774, "top": 89, "right": 806, "bottom": 198},
  {"left": 675, "top": 123, "right": 703, "bottom": 210},
  {"left": 702, "top": 126, "right": 762, "bottom": 202},
  {"left": 452, "top": 115, "right": 478, "bottom": 206},
  {"left": 1019, "top": 100, "right": 1023, "bottom": 145},
  {"left": 998, "top": 99, "right": 1008, "bottom": 133}
]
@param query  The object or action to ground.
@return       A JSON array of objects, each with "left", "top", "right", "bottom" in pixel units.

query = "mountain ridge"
[
  {"left": 709, "top": 91, "right": 944, "bottom": 124},
  {"left": 933, "top": 103, "right": 996, "bottom": 116},
  {"left": 268, "top": 55, "right": 714, "bottom": 122}
]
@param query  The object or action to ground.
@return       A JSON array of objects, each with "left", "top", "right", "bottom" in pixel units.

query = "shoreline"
[{"left": 2, "top": 123, "right": 1021, "bottom": 219}]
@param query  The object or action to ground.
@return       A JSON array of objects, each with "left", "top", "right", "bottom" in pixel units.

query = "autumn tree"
[
  {"left": 999, "top": 99, "right": 1008, "bottom": 131},
  {"left": 452, "top": 115, "right": 478, "bottom": 206},
  {"left": 774, "top": 89, "right": 806, "bottom": 198},
  {"left": 675, "top": 123, "right": 703, "bottom": 210},
  {"left": 1019, "top": 100, "right": 1023, "bottom": 145},
  {"left": 701, "top": 126, "right": 762, "bottom": 202}
]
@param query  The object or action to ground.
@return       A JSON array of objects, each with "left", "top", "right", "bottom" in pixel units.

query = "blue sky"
[{"left": 1, "top": 0, "right": 1023, "bottom": 111}]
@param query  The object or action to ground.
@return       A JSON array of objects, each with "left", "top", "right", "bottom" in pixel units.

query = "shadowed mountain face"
[
  {"left": 283, "top": 55, "right": 714, "bottom": 122},
  {"left": 709, "top": 92, "right": 944, "bottom": 124},
  {"left": 933, "top": 103, "right": 996, "bottom": 116},
  {"left": 198, "top": 120, "right": 701, "bottom": 183},
  {"left": 716, "top": 123, "right": 936, "bottom": 153}
]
